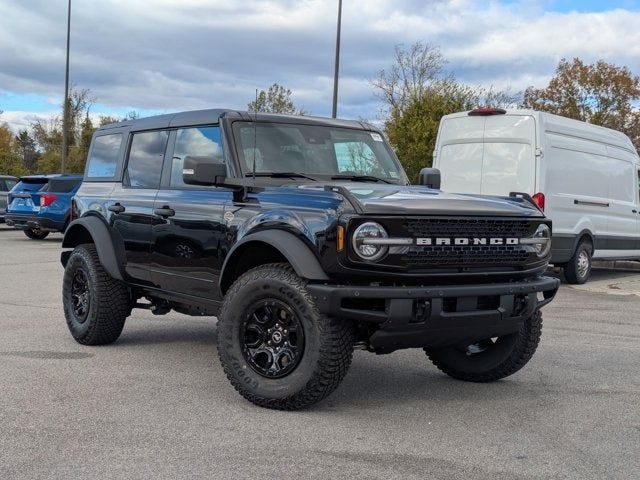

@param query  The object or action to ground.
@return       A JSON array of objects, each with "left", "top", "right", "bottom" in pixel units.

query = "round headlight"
[
  {"left": 532, "top": 224, "right": 551, "bottom": 257},
  {"left": 352, "top": 222, "right": 389, "bottom": 261}
]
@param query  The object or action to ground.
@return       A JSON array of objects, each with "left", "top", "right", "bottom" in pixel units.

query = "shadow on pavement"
[{"left": 116, "top": 321, "right": 217, "bottom": 347}]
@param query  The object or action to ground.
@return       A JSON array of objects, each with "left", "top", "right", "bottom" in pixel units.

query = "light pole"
[
  {"left": 61, "top": 0, "right": 71, "bottom": 174},
  {"left": 331, "top": 0, "right": 342, "bottom": 119}
]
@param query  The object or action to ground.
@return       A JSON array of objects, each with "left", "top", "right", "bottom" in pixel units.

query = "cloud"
[{"left": 1, "top": 0, "right": 640, "bottom": 131}]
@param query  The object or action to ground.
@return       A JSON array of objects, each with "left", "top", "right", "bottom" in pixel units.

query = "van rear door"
[
  {"left": 436, "top": 113, "right": 537, "bottom": 196},
  {"left": 435, "top": 116, "right": 484, "bottom": 194}
]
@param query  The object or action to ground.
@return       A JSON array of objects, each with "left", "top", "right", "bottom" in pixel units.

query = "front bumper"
[
  {"left": 308, "top": 276, "right": 559, "bottom": 352},
  {"left": 5, "top": 215, "right": 64, "bottom": 232}
]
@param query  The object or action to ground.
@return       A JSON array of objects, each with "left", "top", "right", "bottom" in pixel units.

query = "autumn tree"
[
  {"left": 522, "top": 58, "right": 640, "bottom": 149},
  {"left": 0, "top": 116, "right": 27, "bottom": 176},
  {"left": 248, "top": 83, "right": 306, "bottom": 115},
  {"left": 375, "top": 42, "right": 519, "bottom": 182},
  {"left": 31, "top": 87, "right": 96, "bottom": 173}
]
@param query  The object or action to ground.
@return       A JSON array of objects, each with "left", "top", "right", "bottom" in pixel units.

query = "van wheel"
[
  {"left": 62, "top": 244, "right": 130, "bottom": 345},
  {"left": 425, "top": 310, "right": 542, "bottom": 382},
  {"left": 564, "top": 239, "right": 592, "bottom": 284},
  {"left": 217, "top": 263, "right": 355, "bottom": 410},
  {"left": 24, "top": 228, "right": 49, "bottom": 240}
]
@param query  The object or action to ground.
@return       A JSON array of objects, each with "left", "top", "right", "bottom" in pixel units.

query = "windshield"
[{"left": 232, "top": 122, "right": 404, "bottom": 182}]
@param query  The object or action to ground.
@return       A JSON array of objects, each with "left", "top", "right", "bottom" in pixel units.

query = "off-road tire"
[
  {"left": 24, "top": 228, "right": 49, "bottom": 240},
  {"left": 217, "top": 263, "right": 355, "bottom": 410},
  {"left": 62, "top": 244, "right": 130, "bottom": 345},
  {"left": 425, "top": 310, "right": 543, "bottom": 382},
  {"left": 563, "top": 239, "right": 592, "bottom": 284}
]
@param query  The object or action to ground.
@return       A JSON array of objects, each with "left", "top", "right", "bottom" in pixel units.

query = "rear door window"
[
  {"left": 86, "top": 133, "right": 123, "bottom": 179},
  {"left": 5, "top": 179, "right": 17, "bottom": 191},
  {"left": 126, "top": 130, "right": 169, "bottom": 188}
]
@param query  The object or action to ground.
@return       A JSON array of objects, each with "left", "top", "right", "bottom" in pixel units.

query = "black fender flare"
[
  {"left": 61, "top": 216, "right": 125, "bottom": 281},
  {"left": 220, "top": 230, "right": 329, "bottom": 292}
]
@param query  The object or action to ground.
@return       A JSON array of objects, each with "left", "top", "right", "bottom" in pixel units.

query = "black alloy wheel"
[
  {"left": 241, "top": 299, "right": 305, "bottom": 378},
  {"left": 70, "top": 267, "right": 90, "bottom": 323}
]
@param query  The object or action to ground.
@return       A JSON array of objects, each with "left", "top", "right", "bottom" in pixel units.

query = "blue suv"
[{"left": 6, "top": 174, "right": 82, "bottom": 239}]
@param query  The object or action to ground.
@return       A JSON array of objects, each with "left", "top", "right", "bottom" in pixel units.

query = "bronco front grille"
[
  {"left": 347, "top": 216, "right": 543, "bottom": 272},
  {"left": 404, "top": 218, "right": 532, "bottom": 238},
  {"left": 399, "top": 218, "right": 534, "bottom": 268}
]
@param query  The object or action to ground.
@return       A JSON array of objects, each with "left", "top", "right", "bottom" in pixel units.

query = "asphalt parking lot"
[{"left": 0, "top": 225, "right": 638, "bottom": 480}]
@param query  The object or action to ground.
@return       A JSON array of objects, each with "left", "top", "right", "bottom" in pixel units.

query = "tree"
[
  {"left": 31, "top": 87, "right": 96, "bottom": 173},
  {"left": 384, "top": 81, "right": 479, "bottom": 182},
  {"left": 248, "top": 83, "right": 306, "bottom": 115},
  {"left": 522, "top": 58, "right": 640, "bottom": 149},
  {"left": 373, "top": 42, "right": 448, "bottom": 115},
  {"left": 0, "top": 120, "right": 27, "bottom": 176},
  {"left": 16, "top": 130, "right": 40, "bottom": 173},
  {"left": 374, "top": 42, "right": 519, "bottom": 182}
]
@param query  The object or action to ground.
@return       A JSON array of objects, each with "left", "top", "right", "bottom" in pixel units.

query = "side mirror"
[
  {"left": 418, "top": 167, "right": 441, "bottom": 189},
  {"left": 183, "top": 156, "right": 226, "bottom": 186}
]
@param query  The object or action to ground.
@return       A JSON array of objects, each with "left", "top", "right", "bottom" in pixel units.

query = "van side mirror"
[
  {"left": 418, "top": 167, "right": 441, "bottom": 189},
  {"left": 183, "top": 156, "right": 226, "bottom": 186}
]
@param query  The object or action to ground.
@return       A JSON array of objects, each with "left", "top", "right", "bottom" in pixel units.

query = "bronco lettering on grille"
[{"left": 416, "top": 237, "right": 520, "bottom": 246}]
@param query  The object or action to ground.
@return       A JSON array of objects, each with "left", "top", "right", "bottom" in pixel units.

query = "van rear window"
[{"left": 86, "top": 133, "right": 123, "bottom": 179}]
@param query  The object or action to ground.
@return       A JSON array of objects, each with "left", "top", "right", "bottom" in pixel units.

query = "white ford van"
[{"left": 433, "top": 108, "right": 640, "bottom": 284}]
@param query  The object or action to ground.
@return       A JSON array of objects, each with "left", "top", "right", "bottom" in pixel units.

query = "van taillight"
[
  {"left": 40, "top": 193, "right": 57, "bottom": 207},
  {"left": 532, "top": 192, "right": 545, "bottom": 211},
  {"left": 468, "top": 107, "right": 507, "bottom": 116}
]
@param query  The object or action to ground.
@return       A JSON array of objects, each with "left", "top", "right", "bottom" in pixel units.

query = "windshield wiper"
[
  {"left": 246, "top": 172, "right": 320, "bottom": 181},
  {"left": 331, "top": 174, "right": 393, "bottom": 184}
]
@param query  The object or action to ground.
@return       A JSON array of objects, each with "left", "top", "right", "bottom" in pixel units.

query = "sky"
[{"left": 1, "top": 0, "right": 640, "bottom": 132}]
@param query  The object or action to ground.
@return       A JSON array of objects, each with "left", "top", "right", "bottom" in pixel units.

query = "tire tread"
[
  {"left": 217, "top": 263, "right": 354, "bottom": 410},
  {"left": 426, "top": 310, "right": 543, "bottom": 382},
  {"left": 63, "top": 244, "right": 129, "bottom": 345}
]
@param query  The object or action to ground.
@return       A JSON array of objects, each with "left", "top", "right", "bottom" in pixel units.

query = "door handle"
[
  {"left": 633, "top": 209, "right": 638, "bottom": 213},
  {"left": 154, "top": 206, "right": 175, "bottom": 217},
  {"left": 108, "top": 203, "right": 125, "bottom": 213}
]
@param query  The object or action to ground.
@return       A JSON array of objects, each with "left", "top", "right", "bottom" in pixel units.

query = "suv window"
[
  {"left": 5, "top": 179, "right": 17, "bottom": 191},
  {"left": 13, "top": 179, "right": 47, "bottom": 192},
  {"left": 42, "top": 178, "right": 81, "bottom": 193},
  {"left": 126, "top": 130, "right": 169, "bottom": 188},
  {"left": 169, "top": 126, "right": 222, "bottom": 187},
  {"left": 86, "top": 134, "right": 122, "bottom": 178}
]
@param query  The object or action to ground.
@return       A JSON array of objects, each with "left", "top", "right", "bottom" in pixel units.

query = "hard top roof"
[{"left": 96, "top": 109, "right": 379, "bottom": 133}]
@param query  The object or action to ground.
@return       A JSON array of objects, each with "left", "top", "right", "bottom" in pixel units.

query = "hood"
[{"left": 299, "top": 183, "right": 544, "bottom": 217}]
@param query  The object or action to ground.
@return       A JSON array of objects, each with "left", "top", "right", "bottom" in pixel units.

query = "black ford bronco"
[{"left": 61, "top": 109, "right": 559, "bottom": 409}]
